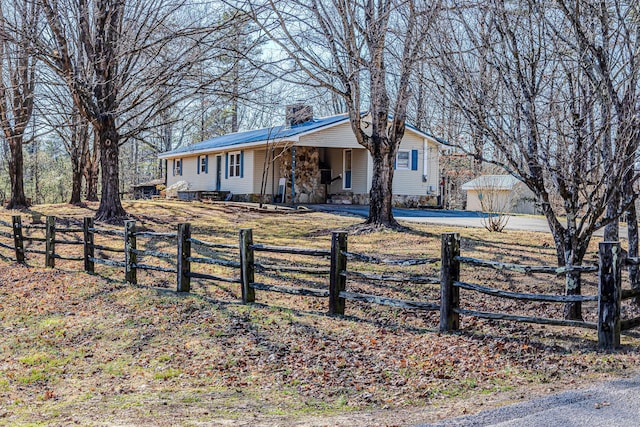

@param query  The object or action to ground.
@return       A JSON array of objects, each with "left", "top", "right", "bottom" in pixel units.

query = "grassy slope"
[{"left": 0, "top": 200, "right": 638, "bottom": 426}]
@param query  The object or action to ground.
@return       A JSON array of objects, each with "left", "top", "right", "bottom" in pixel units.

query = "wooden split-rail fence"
[{"left": 0, "top": 215, "right": 638, "bottom": 350}]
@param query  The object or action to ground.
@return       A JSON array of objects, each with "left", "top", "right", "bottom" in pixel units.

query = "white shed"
[{"left": 461, "top": 175, "right": 537, "bottom": 214}]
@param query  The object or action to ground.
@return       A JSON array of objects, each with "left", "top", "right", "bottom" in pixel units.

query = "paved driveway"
[
  {"left": 307, "top": 205, "right": 552, "bottom": 233},
  {"left": 307, "top": 205, "right": 627, "bottom": 239}
]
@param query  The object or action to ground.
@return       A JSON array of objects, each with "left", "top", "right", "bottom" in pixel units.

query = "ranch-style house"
[{"left": 159, "top": 106, "right": 444, "bottom": 207}]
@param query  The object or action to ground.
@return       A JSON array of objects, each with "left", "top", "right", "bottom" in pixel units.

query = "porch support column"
[{"left": 291, "top": 146, "right": 296, "bottom": 206}]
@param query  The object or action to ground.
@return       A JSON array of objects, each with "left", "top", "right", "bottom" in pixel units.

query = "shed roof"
[
  {"left": 132, "top": 178, "right": 165, "bottom": 188},
  {"left": 159, "top": 112, "right": 444, "bottom": 159},
  {"left": 461, "top": 175, "right": 521, "bottom": 191}
]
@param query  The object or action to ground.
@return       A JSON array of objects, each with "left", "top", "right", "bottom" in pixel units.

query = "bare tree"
[
  {"left": 34, "top": 0, "right": 237, "bottom": 221},
  {"left": 430, "top": 0, "right": 640, "bottom": 319},
  {"left": 553, "top": 0, "right": 640, "bottom": 298},
  {"left": 244, "top": 0, "right": 440, "bottom": 228},
  {"left": 36, "top": 72, "right": 92, "bottom": 205},
  {"left": 0, "top": 0, "right": 38, "bottom": 209}
]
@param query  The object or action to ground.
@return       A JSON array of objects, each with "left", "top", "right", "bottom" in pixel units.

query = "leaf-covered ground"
[{"left": 0, "top": 201, "right": 639, "bottom": 426}]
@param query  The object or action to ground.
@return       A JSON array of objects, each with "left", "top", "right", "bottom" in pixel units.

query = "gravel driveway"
[{"left": 421, "top": 374, "right": 640, "bottom": 427}]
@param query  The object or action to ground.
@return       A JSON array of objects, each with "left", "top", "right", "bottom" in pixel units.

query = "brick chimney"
[{"left": 286, "top": 104, "right": 313, "bottom": 127}]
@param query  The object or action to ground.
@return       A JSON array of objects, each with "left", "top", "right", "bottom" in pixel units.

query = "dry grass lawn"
[{"left": 0, "top": 200, "right": 638, "bottom": 426}]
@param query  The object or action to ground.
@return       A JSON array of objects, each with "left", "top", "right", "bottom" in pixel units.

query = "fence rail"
[
  {"left": 251, "top": 243, "right": 330, "bottom": 257},
  {"left": 343, "top": 250, "right": 439, "bottom": 266},
  {"left": 251, "top": 282, "right": 330, "bottom": 297},
  {"left": 0, "top": 215, "right": 638, "bottom": 349},
  {"left": 453, "top": 280, "right": 598, "bottom": 303},
  {"left": 455, "top": 256, "right": 599, "bottom": 274}
]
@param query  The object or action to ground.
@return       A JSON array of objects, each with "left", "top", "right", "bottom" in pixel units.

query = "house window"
[
  {"left": 173, "top": 159, "right": 182, "bottom": 176},
  {"left": 396, "top": 150, "right": 410, "bottom": 170},
  {"left": 229, "top": 152, "right": 241, "bottom": 178},
  {"left": 199, "top": 155, "right": 208, "bottom": 174},
  {"left": 343, "top": 149, "right": 352, "bottom": 190}
]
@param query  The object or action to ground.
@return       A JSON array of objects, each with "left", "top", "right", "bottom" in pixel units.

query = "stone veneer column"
[{"left": 278, "top": 146, "right": 325, "bottom": 204}]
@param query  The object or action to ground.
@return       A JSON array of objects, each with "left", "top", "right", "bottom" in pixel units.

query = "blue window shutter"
[
  {"left": 179, "top": 159, "right": 182, "bottom": 175},
  {"left": 394, "top": 156, "right": 397, "bottom": 170},
  {"left": 411, "top": 150, "right": 418, "bottom": 170},
  {"left": 197, "top": 156, "right": 200, "bottom": 174},
  {"left": 240, "top": 151, "right": 244, "bottom": 178},
  {"left": 225, "top": 153, "right": 229, "bottom": 179},
  {"left": 172, "top": 159, "right": 175, "bottom": 176},
  {"left": 205, "top": 155, "right": 209, "bottom": 173}
]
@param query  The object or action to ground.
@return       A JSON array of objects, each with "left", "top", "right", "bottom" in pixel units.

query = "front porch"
[{"left": 273, "top": 146, "right": 369, "bottom": 204}]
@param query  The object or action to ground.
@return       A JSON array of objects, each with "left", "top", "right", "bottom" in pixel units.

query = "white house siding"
[
  {"left": 297, "top": 122, "right": 440, "bottom": 196},
  {"left": 167, "top": 155, "right": 217, "bottom": 189},
  {"left": 222, "top": 149, "right": 254, "bottom": 195},
  {"left": 323, "top": 148, "right": 367, "bottom": 194},
  {"left": 351, "top": 149, "right": 369, "bottom": 194},
  {"left": 188, "top": 155, "right": 214, "bottom": 189},
  {"left": 166, "top": 150, "right": 255, "bottom": 196},
  {"left": 296, "top": 122, "right": 363, "bottom": 149},
  {"left": 388, "top": 133, "right": 439, "bottom": 196},
  {"left": 252, "top": 149, "right": 283, "bottom": 197},
  {"left": 167, "top": 156, "right": 199, "bottom": 188},
  {"left": 312, "top": 130, "right": 440, "bottom": 205},
  {"left": 327, "top": 148, "right": 344, "bottom": 194}
]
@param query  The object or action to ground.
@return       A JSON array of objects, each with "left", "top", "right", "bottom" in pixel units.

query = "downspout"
[
  {"left": 423, "top": 139, "right": 428, "bottom": 182},
  {"left": 271, "top": 149, "right": 275, "bottom": 203},
  {"left": 291, "top": 146, "right": 296, "bottom": 206}
]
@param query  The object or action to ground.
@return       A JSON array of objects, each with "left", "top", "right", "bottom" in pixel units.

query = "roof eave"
[{"left": 158, "top": 136, "right": 300, "bottom": 159}]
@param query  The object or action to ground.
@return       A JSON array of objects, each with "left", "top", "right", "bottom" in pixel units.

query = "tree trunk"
[
  {"left": 367, "top": 147, "right": 397, "bottom": 227},
  {"left": 562, "top": 234, "right": 589, "bottom": 320},
  {"left": 69, "top": 159, "right": 83, "bottom": 204},
  {"left": 95, "top": 121, "right": 126, "bottom": 221},
  {"left": 83, "top": 131, "right": 99, "bottom": 202},
  {"left": 544, "top": 202, "right": 587, "bottom": 320},
  {"left": 604, "top": 197, "right": 620, "bottom": 241},
  {"left": 85, "top": 164, "right": 99, "bottom": 202},
  {"left": 7, "top": 137, "right": 29, "bottom": 209},
  {"left": 628, "top": 205, "right": 640, "bottom": 304},
  {"left": 564, "top": 270, "right": 583, "bottom": 320}
]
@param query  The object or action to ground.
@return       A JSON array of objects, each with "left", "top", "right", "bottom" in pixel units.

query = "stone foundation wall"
[
  {"left": 231, "top": 192, "right": 439, "bottom": 208},
  {"left": 231, "top": 193, "right": 264, "bottom": 203},
  {"left": 393, "top": 194, "right": 439, "bottom": 208},
  {"left": 328, "top": 193, "right": 439, "bottom": 207}
]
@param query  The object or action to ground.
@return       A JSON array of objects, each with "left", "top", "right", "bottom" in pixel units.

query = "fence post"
[
  {"left": 83, "top": 217, "right": 94, "bottom": 273},
  {"left": 177, "top": 223, "right": 191, "bottom": 292},
  {"left": 329, "top": 231, "right": 348, "bottom": 315},
  {"left": 45, "top": 216, "right": 56, "bottom": 268},
  {"left": 12, "top": 215, "right": 24, "bottom": 264},
  {"left": 598, "top": 241, "right": 621, "bottom": 350},
  {"left": 239, "top": 228, "right": 255, "bottom": 303},
  {"left": 124, "top": 220, "right": 137, "bottom": 284},
  {"left": 440, "top": 232, "right": 460, "bottom": 332}
]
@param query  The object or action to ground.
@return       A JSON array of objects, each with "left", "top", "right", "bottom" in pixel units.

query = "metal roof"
[
  {"left": 461, "top": 175, "right": 521, "bottom": 191},
  {"left": 159, "top": 114, "right": 350, "bottom": 158},
  {"left": 159, "top": 113, "right": 445, "bottom": 159}
]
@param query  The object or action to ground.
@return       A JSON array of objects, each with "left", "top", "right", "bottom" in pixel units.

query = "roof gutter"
[{"left": 158, "top": 136, "right": 300, "bottom": 159}]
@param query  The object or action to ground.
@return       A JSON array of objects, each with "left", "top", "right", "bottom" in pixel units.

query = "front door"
[
  {"left": 216, "top": 155, "right": 222, "bottom": 191},
  {"left": 343, "top": 149, "right": 352, "bottom": 190}
]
